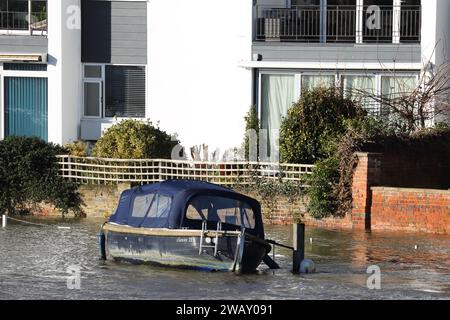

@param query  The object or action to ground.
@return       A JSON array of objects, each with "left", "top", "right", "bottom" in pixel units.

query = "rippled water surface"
[{"left": 0, "top": 217, "right": 449, "bottom": 300}]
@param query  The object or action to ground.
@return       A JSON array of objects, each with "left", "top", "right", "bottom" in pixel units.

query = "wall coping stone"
[{"left": 371, "top": 186, "right": 450, "bottom": 194}]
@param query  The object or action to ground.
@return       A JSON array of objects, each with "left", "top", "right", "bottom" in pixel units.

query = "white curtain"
[
  {"left": 381, "top": 76, "right": 417, "bottom": 121},
  {"left": 342, "top": 75, "right": 376, "bottom": 114},
  {"left": 261, "top": 74, "right": 295, "bottom": 160},
  {"left": 381, "top": 76, "right": 416, "bottom": 98},
  {"left": 301, "top": 75, "right": 335, "bottom": 91}
]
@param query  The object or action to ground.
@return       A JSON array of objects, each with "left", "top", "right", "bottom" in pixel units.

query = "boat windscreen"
[
  {"left": 185, "top": 195, "right": 255, "bottom": 229},
  {"left": 128, "top": 193, "right": 173, "bottom": 228}
]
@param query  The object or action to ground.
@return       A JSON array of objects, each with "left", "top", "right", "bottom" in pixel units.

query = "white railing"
[{"left": 57, "top": 155, "right": 314, "bottom": 186}]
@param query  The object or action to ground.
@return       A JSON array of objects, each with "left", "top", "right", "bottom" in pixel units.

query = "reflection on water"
[{"left": 0, "top": 218, "right": 448, "bottom": 300}]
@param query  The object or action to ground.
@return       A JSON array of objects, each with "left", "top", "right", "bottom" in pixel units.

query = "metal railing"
[
  {"left": 255, "top": 5, "right": 421, "bottom": 43},
  {"left": 0, "top": 11, "right": 47, "bottom": 34},
  {"left": 57, "top": 155, "right": 314, "bottom": 186}
]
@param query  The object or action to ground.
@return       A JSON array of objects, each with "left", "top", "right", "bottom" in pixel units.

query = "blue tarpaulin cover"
[{"left": 108, "top": 180, "right": 264, "bottom": 237}]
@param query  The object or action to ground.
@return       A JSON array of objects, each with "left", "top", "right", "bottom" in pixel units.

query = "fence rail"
[{"left": 57, "top": 155, "right": 314, "bottom": 186}]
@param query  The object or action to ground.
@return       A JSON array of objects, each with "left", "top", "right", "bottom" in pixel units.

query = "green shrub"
[
  {"left": 306, "top": 157, "right": 340, "bottom": 219},
  {"left": 280, "top": 87, "right": 365, "bottom": 164},
  {"left": 0, "top": 136, "right": 83, "bottom": 216},
  {"left": 92, "top": 119, "right": 178, "bottom": 159},
  {"left": 243, "top": 105, "right": 260, "bottom": 161},
  {"left": 64, "top": 140, "right": 89, "bottom": 157}
]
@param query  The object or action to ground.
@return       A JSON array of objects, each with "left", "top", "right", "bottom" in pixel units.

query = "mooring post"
[
  {"left": 293, "top": 223, "right": 305, "bottom": 273},
  {"left": 2, "top": 214, "right": 6, "bottom": 228}
]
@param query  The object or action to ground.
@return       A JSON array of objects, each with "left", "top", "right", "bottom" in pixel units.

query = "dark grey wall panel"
[
  {"left": 0, "top": 36, "right": 47, "bottom": 54},
  {"left": 253, "top": 43, "right": 421, "bottom": 64},
  {"left": 82, "top": 0, "right": 147, "bottom": 64}
]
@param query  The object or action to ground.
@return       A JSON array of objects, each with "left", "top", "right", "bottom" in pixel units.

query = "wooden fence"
[{"left": 56, "top": 155, "right": 314, "bottom": 186}]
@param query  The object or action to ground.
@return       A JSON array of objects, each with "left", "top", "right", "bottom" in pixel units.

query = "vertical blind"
[
  {"left": 4, "top": 77, "right": 48, "bottom": 141},
  {"left": 105, "top": 65, "right": 146, "bottom": 118}
]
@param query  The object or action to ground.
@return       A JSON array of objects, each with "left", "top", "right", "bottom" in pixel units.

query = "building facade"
[{"left": 0, "top": 0, "right": 448, "bottom": 153}]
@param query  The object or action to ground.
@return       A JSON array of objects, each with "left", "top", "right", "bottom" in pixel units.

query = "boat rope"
[
  {"left": 266, "top": 239, "right": 294, "bottom": 251},
  {"left": 4, "top": 216, "right": 70, "bottom": 229}
]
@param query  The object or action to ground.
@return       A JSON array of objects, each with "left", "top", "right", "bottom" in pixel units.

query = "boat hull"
[{"left": 103, "top": 224, "right": 269, "bottom": 273}]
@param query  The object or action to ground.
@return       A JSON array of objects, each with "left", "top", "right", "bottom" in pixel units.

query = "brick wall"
[{"left": 371, "top": 187, "right": 450, "bottom": 234}]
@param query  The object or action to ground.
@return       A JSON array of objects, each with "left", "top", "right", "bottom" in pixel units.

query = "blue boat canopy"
[{"left": 109, "top": 180, "right": 264, "bottom": 237}]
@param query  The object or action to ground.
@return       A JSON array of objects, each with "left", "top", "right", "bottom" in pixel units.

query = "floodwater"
[{"left": 0, "top": 217, "right": 448, "bottom": 300}]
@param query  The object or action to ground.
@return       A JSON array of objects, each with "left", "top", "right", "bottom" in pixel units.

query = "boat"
[{"left": 100, "top": 180, "right": 272, "bottom": 273}]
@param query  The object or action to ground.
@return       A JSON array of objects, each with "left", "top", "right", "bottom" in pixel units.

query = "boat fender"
[
  {"left": 98, "top": 229, "right": 107, "bottom": 261},
  {"left": 300, "top": 259, "right": 316, "bottom": 274}
]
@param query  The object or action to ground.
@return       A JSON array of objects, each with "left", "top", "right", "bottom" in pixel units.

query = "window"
[
  {"left": 341, "top": 75, "right": 377, "bottom": 114},
  {"left": 83, "top": 82, "right": 101, "bottom": 117},
  {"left": 400, "top": 0, "right": 421, "bottom": 43},
  {"left": 381, "top": 75, "right": 417, "bottom": 118},
  {"left": 186, "top": 196, "right": 255, "bottom": 229},
  {"left": 260, "top": 74, "right": 296, "bottom": 158},
  {"left": 131, "top": 193, "right": 172, "bottom": 219},
  {"left": 363, "top": 0, "right": 393, "bottom": 43},
  {"left": 132, "top": 194, "right": 155, "bottom": 218},
  {"left": 301, "top": 75, "right": 335, "bottom": 91},
  {"left": 327, "top": 0, "right": 357, "bottom": 43},
  {"left": 84, "top": 65, "right": 102, "bottom": 78},
  {"left": 0, "top": 0, "right": 47, "bottom": 31},
  {"left": 105, "top": 65, "right": 146, "bottom": 118}
]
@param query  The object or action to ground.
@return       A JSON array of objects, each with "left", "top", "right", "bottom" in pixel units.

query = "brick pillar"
[{"left": 351, "top": 153, "right": 383, "bottom": 231}]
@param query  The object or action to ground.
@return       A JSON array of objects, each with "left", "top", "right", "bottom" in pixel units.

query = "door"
[{"left": 4, "top": 77, "right": 48, "bottom": 141}]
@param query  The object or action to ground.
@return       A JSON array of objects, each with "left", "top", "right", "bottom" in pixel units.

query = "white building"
[{"left": 0, "top": 0, "right": 448, "bottom": 154}]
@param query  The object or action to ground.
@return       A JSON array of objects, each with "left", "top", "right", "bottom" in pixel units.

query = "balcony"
[
  {"left": 0, "top": 1, "right": 47, "bottom": 36},
  {"left": 254, "top": 4, "right": 421, "bottom": 44}
]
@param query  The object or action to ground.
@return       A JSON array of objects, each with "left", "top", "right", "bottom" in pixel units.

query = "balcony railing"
[
  {"left": 0, "top": 11, "right": 47, "bottom": 35},
  {"left": 255, "top": 5, "right": 421, "bottom": 44}
]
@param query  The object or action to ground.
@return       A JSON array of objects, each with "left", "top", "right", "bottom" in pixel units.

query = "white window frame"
[
  {"left": 82, "top": 63, "right": 148, "bottom": 120},
  {"left": 0, "top": 0, "right": 48, "bottom": 36},
  {"left": 82, "top": 64, "right": 104, "bottom": 119}
]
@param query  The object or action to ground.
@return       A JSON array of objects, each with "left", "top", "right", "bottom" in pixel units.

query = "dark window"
[
  {"left": 400, "top": 0, "right": 421, "bottom": 43},
  {"left": 3, "top": 63, "right": 47, "bottom": 71},
  {"left": 105, "top": 65, "right": 146, "bottom": 118},
  {"left": 363, "top": 0, "right": 393, "bottom": 43}
]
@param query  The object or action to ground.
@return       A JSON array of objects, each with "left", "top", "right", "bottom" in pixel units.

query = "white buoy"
[
  {"left": 300, "top": 259, "right": 316, "bottom": 274},
  {"left": 309, "top": 237, "right": 313, "bottom": 244},
  {"left": 2, "top": 215, "right": 6, "bottom": 228},
  {"left": 57, "top": 226, "right": 71, "bottom": 230},
  {"left": 414, "top": 245, "right": 418, "bottom": 250}
]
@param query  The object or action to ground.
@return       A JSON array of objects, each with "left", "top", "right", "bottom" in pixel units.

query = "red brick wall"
[
  {"left": 371, "top": 187, "right": 450, "bottom": 234},
  {"left": 351, "top": 153, "right": 383, "bottom": 230}
]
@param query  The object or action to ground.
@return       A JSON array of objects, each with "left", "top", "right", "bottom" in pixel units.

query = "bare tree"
[{"left": 352, "top": 62, "right": 450, "bottom": 133}]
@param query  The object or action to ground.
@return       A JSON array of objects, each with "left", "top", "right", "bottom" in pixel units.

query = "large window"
[
  {"left": 0, "top": 0, "right": 47, "bottom": 32},
  {"left": 341, "top": 75, "right": 377, "bottom": 114},
  {"left": 261, "top": 74, "right": 296, "bottom": 158},
  {"left": 381, "top": 75, "right": 417, "bottom": 118},
  {"left": 105, "top": 65, "right": 146, "bottom": 118},
  {"left": 82, "top": 64, "right": 146, "bottom": 118},
  {"left": 258, "top": 72, "right": 418, "bottom": 144}
]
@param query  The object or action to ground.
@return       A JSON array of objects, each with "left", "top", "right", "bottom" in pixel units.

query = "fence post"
[
  {"left": 293, "top": 223, "right": 305, "bottom": 273},
  {"left": 158, "top": 160, "right": 162, "bottom": 182}
]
